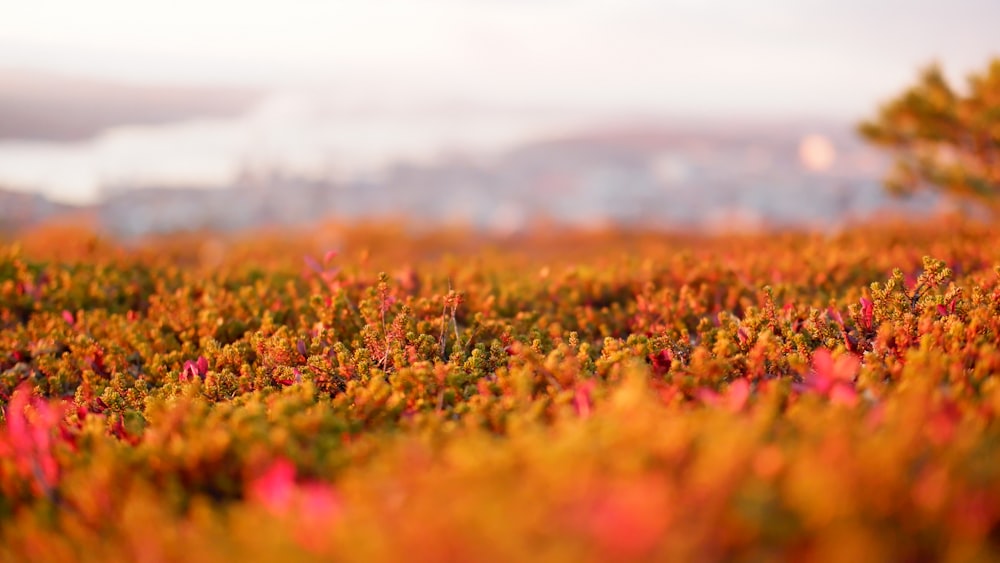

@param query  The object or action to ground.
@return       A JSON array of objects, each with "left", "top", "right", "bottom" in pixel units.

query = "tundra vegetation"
[{"left": 2, "top": 218, "right": 1000, "bottom": 562}]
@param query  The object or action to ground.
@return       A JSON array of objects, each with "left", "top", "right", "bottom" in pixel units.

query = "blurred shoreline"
[{"left": 0, "top": 71, "right": 945, "bottom": 237}]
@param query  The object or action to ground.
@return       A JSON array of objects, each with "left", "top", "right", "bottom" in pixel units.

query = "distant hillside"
[
  {"left": 0, "top": 68, "right": 260, "bottom": 141},
  {"left": 0, "top": 188, "right": 77, "bottom": 232},
  {"left": 2, "top": 124, "right": 936, "bottom": 237}
]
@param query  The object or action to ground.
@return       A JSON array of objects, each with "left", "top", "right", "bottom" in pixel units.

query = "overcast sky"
[
  {"left": 3, "top": 0, "right": 999, "bottom": 119},
  {"left": 1, "top": 1, "right": 998, "bottom": 204}
]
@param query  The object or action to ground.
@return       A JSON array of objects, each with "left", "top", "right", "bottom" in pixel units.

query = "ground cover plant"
[{"left": 2, "top": 217, "right": 1000, "bottom": 562}]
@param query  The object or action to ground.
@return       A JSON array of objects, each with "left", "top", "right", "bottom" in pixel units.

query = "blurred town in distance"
[
  {"left": 0, "top": 118, "right": 941, "bottom": 237},
  {"left": 4, "top": 0, "right": 996, "bottom": 238},
  {"left": 0, "top": 68, "right": 938, "bottom": 236}
]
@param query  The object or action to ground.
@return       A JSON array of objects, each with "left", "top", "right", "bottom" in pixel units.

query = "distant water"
[{"left": 0, "top": 91, "right": 593, "bottom": 205}]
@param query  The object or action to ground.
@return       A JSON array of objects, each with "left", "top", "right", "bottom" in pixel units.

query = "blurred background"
[{"left": 1, "top": 0, "right": 998, "bottom": 237}]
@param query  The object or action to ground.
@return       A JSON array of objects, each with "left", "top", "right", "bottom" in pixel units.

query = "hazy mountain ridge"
[
  {"left": 0, "top": 68, "right": 260, "bottom": 141},
  {"left": 0, "top": 125, "right": 940, "bottom": 237},
  {"left": 0, "top": 188, "right": 77, "bottom": 232}
]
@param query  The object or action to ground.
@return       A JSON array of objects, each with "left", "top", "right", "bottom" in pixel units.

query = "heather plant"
[{"left": 1, "top": 218, "right": 1000, "bottom": 561}]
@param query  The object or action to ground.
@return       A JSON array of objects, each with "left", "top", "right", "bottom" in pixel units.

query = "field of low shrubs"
[{"left": 2, "top": 217, "right": 1000, "bottom": 562}]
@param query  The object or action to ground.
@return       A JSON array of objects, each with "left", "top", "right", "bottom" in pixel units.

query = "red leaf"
[
  {"left": 696, "top": 388, "right": 721, "bottom": 407},
  {"left": 725, "top": 378, "right": 751, "bottom": 412},
  {"left": 829, "top": 383, "right": 859, "bottom": 407},
  {"left": 859, "top": 298, "right": 874, "bottom": 330},
  {"left": 250, "top": 459, "right": 297, "bottom": 514},
  {"left": 827, "top": 306, "right": 845, "bottom": 327},
  {"left": 1, "top": 384, "right": 62, "bottom": 493},
  {"left": 574, "top": 380, "right": 597, "bottom": 419},
  {"left": 303, "top": 255, "right": 324, "bottom": 275},
  {"left": 648, "top": 349, "right": 672, "bottom": 377},
  {"left": 802, "top": 348, "right": 860, "bottom": 405}
]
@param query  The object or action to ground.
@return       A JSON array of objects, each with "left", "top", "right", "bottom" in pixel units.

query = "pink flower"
[{"left": 378, "top": 294, "right": 398, "bottom": 315}]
